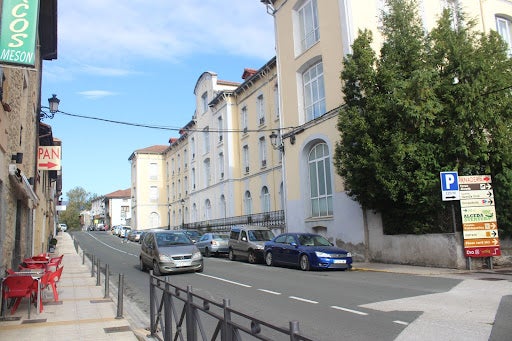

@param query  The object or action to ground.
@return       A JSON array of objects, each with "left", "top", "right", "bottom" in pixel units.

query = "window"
[
  {"left": 257, "top": 94, "right": 265, "bottom": 125},
  {"left": 204, "top": 158, "right": 211, "bottom": 187},
  {"left": 220, "top": 195, "right": 227, "bottom": 218},
  {"left": 261, "top": 186, "right": 270, "bottom": 213},
  {"left": 201, "top": 92, "right": 208, "bottom": 113},
  {"left": 149, "top": 163, "right": 158, "bottom": 180},
  {"left": 184, "top": 176, "right": 188, "bottom": 194},
  {"left": 219, "top": 152, "right": 224, "bottom": 178},
  {"left": 218, "top": 116, "right": 223, "bottom": 142},
  {"left": 244, "top": 191, "right": 252, "bottom": 215},
  {"left": 192, "top": 168, "right": 196, "bottom": 189},
  {"left": 177, "top": 154, "right": 181, "bottom": 174},
  {"left": 303, "top": 62, "right": 325, "bottom": 121},
  {"left": 308, "top": 143, "right": 333, "bottom": 217},
  {"left": 496, "top": 16, "right": 512, "bottom": 56},
  {"left": 243, "top": 145, "right": 249, "bottom": 173},
  {"left": 259, "top": 137, "right": 267, "bottom": 167},
  {"left": 149, "top": 186, "right": 159, "bottom": 202},
  {"left": 241, "top": 106, "right": 248, "bottom": 133},
  {"left": 192, "top": 203, "right": 198, "bottom": 222},
  {"left": 184, "top": 149, "right": 188, "bottom": 168},
  {"left": 191, "top": 137, "right": 196, "bottom": 159},
  {"left": 204, "top": 199, "right": 212, "bottom": 220},
  {"left": 203, "top": 127, "right": 210, "bottom": 153},
  {"left": 298, "top": 0, "right": 319, "bottom": 52},
  {"left": 273, "top": 84, "right": 280, "bottom": 119}
]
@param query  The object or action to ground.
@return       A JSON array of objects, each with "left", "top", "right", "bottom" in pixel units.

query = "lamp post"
[
  {"left": 269, "top": 130, "right": 284, "bottom": 153},
  {"left": 181, "top": 198, "right": 185, "bottom": 229},
  {"left": 167, "top": 203, "right": 171, "bottom": 230},
  {"left": 40, "top": 94, "right": 60, "bottom": 120}
]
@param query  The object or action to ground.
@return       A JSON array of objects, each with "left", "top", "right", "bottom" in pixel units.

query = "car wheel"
[
  {"left": 300, "top": 255, "right": 310, "bottom": 271},
  {"left": 248, "top": 250, "right": 257, "bottom": 264},
  {"left": 139, "top": 257, "right": 147, "bottom": 272},
  {"left": 153, "top": 260, "right": 162, "bottom": 276},
  {"left": 228, "top": 249, "right": 236, "bottom": 261},
  {"left": 265, "top": 252, "right": 273, "bottom": 266},
  {"left": 204, "top": 248, "right": 211, "bottom": 257}
]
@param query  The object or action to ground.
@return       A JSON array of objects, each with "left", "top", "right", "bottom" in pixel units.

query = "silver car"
[
  {"left": 139, "top": 230, "right": 203, "bottom": 275},
  {"left": 196, "top": 232, "right": 229, "bottom": 257}
]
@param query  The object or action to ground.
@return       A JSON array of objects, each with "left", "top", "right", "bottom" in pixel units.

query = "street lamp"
[
  {"left": 181, "top": 198, "right": 185, "bottom": 229},
  {"left": 40, "top": 94, "right": 61, "bottom": 120},
  {"left": 269, "top": 131, "right": 284, "bottom": 152},
  {"left": 167, "top": 203, "right": 171, "bottom": 230}
]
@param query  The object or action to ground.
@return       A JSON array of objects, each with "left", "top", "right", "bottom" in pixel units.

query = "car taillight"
[{"left": 211, "top": 241, "right": 218, "bottom": 246}]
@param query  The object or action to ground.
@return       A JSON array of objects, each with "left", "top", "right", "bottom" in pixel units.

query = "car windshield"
[
  {"left": 185, "top": 231, "right": 201, "bottom": 237},
  {"left": 248, "top": 230, "right": 274, "bottom": 241},
  {"left": 298, "top": 235, "right": 331, "bottom": 247},
  {"left": 156, "top": 232, "right": 192, "bottom": 247},
  {"left": 213, "top": 234, "right": 229, "bottom": 240}
]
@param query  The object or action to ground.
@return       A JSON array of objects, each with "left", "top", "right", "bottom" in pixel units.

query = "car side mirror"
[{"left": 290, "top": 242, "right": 298, "bottom": 247}]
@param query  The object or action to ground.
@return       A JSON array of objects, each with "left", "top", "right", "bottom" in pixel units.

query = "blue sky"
[{"left": 42, "top": 1, "right": 275, "bottom": 199}]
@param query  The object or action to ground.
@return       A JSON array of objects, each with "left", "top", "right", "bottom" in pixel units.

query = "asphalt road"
[{"left": 71, "top": 231, "right": 512, "bottom": 341}]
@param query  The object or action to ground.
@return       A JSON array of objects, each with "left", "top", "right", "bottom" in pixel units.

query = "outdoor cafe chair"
[
  {"left": 45, "top": 266, "right": 63, "bottom": 302},
  {"left": 34, "top": 271, "right": 51, "bottom": 313},
  {"left": 2, "top": 275, "right": 37, "bottom": 315},
  {"left": 46, "top": 254, "right": 63, "bottom": 272}
]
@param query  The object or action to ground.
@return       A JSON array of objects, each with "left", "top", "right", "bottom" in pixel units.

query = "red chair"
[
  {"left": 45, "top": 266, "right": 63, "bottom": 302},
  {"left": 2, "top": 275, "right": 37, "bottom": 315},
  {"left": 6, "top": 269, "right": 15, "bottom": 275},
  {"left": 33, "top": 271, "right": 51, "bottom": 313},
  {"left": 47, "top": 255, "right": 63, "bottom": 272}
]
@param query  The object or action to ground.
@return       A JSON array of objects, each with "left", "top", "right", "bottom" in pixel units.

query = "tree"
[
  {"left": 335, "top": 0, "right": 512, "bottom": 236},
  {"left": 58, "top": 187, "right": 93, "bottom": 230}
]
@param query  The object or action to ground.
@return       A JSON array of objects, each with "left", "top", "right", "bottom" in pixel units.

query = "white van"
[{"left": 58, "top": 223, "right": 68, "bottom": 232}]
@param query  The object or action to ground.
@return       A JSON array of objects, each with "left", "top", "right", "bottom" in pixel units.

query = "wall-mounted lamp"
[
  {"left": 269, "top": 131, "right": 284, "bottom": 152},
  {"left": 40, "top": 94, "right": 61, "bottom": 120},
  {"left": 11, "top": 152, "right": 23, "bottom": 164}
]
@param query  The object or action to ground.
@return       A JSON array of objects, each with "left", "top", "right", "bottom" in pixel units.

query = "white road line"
[
  {"left": 258, "top": 289, "right": 281, "bottom": 295},
  {"left": 197, "top": 273, "right": 252, "bottom": 287},
  {"left": 84, "top": 232, "right": 138, "bottom": 257},
  {"left": 289, "top": 296, "right": 318, "bottom": 304},
  {"left": 393, "top": 320, "right": 409, "bottom": 326},
  {"left": 330, "top": 306, "right": 368, "bottom": 316}
]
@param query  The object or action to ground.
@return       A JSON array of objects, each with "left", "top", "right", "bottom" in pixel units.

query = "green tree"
[
  {"left": 335, "top": 0, "right": 512, "bottom": 235},
  {"left": 58, "top": 187, "right": 92, "bottom": 230}
]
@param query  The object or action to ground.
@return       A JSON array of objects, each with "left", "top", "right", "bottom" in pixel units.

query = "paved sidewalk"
[{"left": 0, "top": 232, "right": 145, "bottom": 341}]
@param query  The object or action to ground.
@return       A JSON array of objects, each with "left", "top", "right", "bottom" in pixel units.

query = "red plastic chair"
[
  {"left": 33, "top": 271, "right": 51, "bottom": 313},
  {"left": 45, "top": 266, "right": 63, "bottom": 302},
  {"left": 47, "top": 255, "right": 64, "bottom": 272},
  {"left": 2, "top": 275, "right": 37, "bottom": 315},
  {"left": 6, "top": 269, "right": 15, "bottom": 275}
]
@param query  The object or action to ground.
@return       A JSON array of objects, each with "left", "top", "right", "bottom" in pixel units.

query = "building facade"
[
  {"left": 104, "top": 188, "right": 131, "bottom": 228},
  {"left": 0, "top": 0, "right": 59, "bottom": 273}
]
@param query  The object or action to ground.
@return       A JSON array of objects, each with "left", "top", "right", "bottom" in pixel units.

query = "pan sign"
[
  {"left": 440, "top": 171, "right": 460, "bottom": 201},
  {"left": 38, "top": 146, "right": 61, "bottom": 170}
]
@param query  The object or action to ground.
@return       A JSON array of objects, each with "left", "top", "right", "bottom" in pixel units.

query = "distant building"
[{"left": 105, "top": 188, "right": 131, "bottom": 228}]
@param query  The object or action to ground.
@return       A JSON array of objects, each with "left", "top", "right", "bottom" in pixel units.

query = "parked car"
[
  {"left": 228, "top": 225, "right": 275, "bottom": 264},
  {"left": 196, "top": 232, "right": 229, "bottom": 257},
  {"left": 183, "top": 230, "right": 202, "bottom": 243},
  {"left": 139, "top": 230, "right": 203, "bottom": 275},
  {"left": 264, "top": 233, "right": 352, "bottom": 271},
  {"left": 58, "top": 223, "right": 68, "bottom": 232},
  {"left": 127, "top": 230, "right": 143, "bottom": 242},
  {"left": 119, "top": 226, "right": 132, "bottom": 238}
]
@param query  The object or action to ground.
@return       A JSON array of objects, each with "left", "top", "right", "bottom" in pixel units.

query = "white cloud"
[
  {"left": 77, "top": 90, "right": 118, "bottom": 100},
  {"left": 57, "top": 0, "right": 275, "bottom": 65}
]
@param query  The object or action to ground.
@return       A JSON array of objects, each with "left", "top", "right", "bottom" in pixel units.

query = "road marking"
[
  {"left": 393, "top": 320, "right": 409, "bottom": 325},
  {"left": 84, "top": 233, "right": 138, "bottom": 257},
  {"left": 289, "top": 296, "right": 318, "bottom": 304},
  {"left": 330, "top": 306, "right": 368, "bottom": 316},
  {"left": 197, "top": 273, "right": 252, "bottom": 287},
  {"left": 258, "top": 289, "right": 281, "bottom": 295}
]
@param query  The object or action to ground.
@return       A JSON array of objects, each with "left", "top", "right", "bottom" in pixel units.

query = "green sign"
[{"left": 0, "top": 0, "right": 40, "bottom": 66}]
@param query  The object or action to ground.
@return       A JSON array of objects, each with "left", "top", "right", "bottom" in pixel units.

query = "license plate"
[
  {"left": 333, "top": 259, "right": 346, "bottom": 264},
  {"left": 175, "top": 260, "right": 192, "bottom": 267}
]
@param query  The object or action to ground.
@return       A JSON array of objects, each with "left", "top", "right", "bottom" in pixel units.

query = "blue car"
[{"left": 264, "top": 233, "right": 352, "bottom": 271}]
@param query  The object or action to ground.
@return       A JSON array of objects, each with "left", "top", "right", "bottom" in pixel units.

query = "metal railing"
[{"left": 149, "top": 271, "right": 314, "bottom": 341}]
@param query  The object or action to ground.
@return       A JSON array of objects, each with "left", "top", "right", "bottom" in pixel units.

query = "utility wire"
[{"left": 54, "top": 109, "right": 297, "bottom": 134}]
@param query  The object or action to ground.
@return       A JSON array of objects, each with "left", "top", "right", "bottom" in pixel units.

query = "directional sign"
[
  {"left": 463, "top": 229, "right": 499, "bottom": 239},
  {"left": 464, "top": 246, "right": 501, "bottom": 257},
  {"left": 461, "top": 206, "right": 496, "bottom": 224},
  {"left": 464, "top": 238, "right": 500, "bottom": 248},
  {"left": 459, "top": 175, "right": 491, "bottom": 184},
  {"left": 459, "top": 190, "right": 493, "bottom": 200},
  {"left": 38, "top": 146, "right": 61, "bottom": 170},
  {"left": 460, "top": 198, "right": 494, "bottom": 207},
  {"left": 462, "top": 222, "right": 498, "bottom": 231},
  {"left": 440, "top": 171, "right": 459, "bottom": 201}
]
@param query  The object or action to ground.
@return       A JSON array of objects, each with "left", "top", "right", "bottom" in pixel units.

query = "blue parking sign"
[{"left": 440, "top": 171, "right": 460, "bottom": 201}]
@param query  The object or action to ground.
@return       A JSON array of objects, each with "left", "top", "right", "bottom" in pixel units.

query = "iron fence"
[{"left": 149, "top": 271, "right": 315, "bottom": 341}]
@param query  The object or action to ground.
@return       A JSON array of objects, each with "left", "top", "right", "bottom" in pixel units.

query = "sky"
[{"left": 41, "top": 1, "right": 276, "bottom": 200}]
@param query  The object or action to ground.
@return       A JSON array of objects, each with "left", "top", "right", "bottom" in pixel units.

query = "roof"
[
  {"left": 128, "top": 145, "right": 168, "bottom": 161},
  {"left": 105, "top": 188, "right": 131, "bottom": 198}
]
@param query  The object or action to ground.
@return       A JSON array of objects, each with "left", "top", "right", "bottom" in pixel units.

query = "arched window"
[
  {"left": 220, "top": 195, "right": 227, "bottom": 218},
  {"left": 308, "top": 143, "right": 333, "bottom": 217},
  {"left": 261, "top": 186, "right": 270, "bottom": 212},
  {"left": 205, "top": 199, "right": 212, "bottom": 220},
  {"left": 244, "top": 191, "right": 252, "bottom": 215}
]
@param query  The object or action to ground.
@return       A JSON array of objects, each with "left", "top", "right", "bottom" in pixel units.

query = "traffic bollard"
[
  {"left": 116, "top": 273, "right": 124, "bottom": 319},
  {"left": 96, "top": 258, "right": 101, "bottom": 286},
  {"left": 104, "top": 264, "right": 110, "bottom": 298}
]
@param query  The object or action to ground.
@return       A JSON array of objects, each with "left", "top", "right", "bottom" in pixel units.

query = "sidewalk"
[{"left": 0, "top": 232, "right": 146, "bottom": 341}]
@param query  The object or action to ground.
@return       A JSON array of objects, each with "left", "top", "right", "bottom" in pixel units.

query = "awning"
[{"left": 8, "top": 164, "right": 39, "bottom": 206}]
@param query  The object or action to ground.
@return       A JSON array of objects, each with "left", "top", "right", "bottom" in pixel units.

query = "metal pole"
[
  {"left": 91, "top": 254, "right": 95, "bottom": 277},
  {"left": 289, "top": 321, "right": 300, "bottom": 341},
  {"left": 149, "top": 270, "right": 156, "bottom": 336},
  {"left": 116, "top": 273, "right": 124, "bottom": 319},
  {"left": 96, "top": 258, "right": 101, "bottom": 286},
  {"left": 104, "top": 264, "right": 110, "bottom": 298},
  {"left": 186, "top": 285, "right": 196, "bottom": 341},
  {"left": 82, "top": 251, "right": 85, "bottom": 265},
  {"left": 164, "top": 277, "right": 172, "bottom": 341}
]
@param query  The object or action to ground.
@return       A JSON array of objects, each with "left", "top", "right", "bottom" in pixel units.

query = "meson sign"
[{"left": 0, "top": 0, "right": 39, "bottom": 66}]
